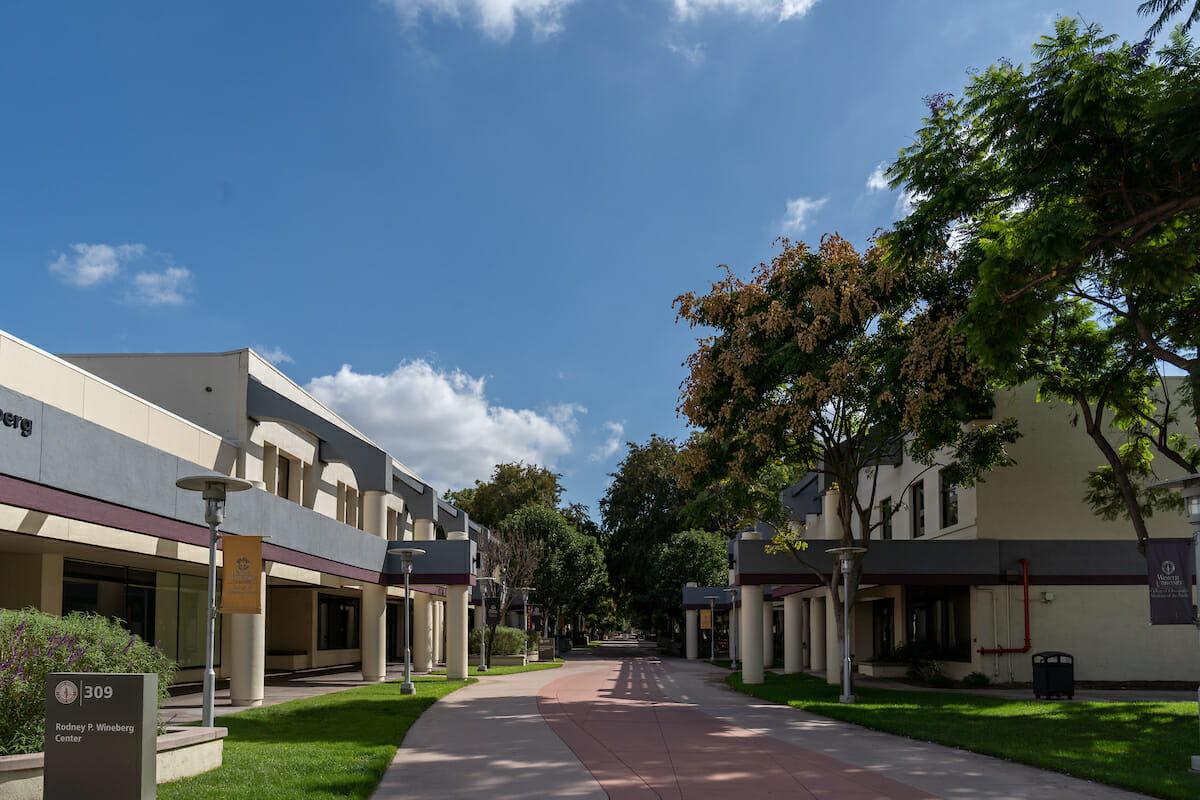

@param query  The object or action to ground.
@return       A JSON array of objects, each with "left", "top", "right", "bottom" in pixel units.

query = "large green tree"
[
  {"left": 647, "top": 529, "right": 729, "bottom": 637},
  {"left": 887, "top": 19, "right": 1200, "bottom": 545},
  {"left": 676, "top": 234, "right": 1017, "bottom": 690},
  {"left": 444, "top": 462, "right": 564, "bottom": 529},
  {"left": 500, "top": 505, "right": 606, "bottom": 637}
]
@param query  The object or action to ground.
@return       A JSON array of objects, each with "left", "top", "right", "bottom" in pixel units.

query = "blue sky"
[{"left": 0, "top": 0, "right": 1151, "bottom": 517}]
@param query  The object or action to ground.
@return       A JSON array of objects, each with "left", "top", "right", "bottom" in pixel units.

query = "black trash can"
[{"left": 1032, "top": 651, "right": 1074, "bottom": 699}]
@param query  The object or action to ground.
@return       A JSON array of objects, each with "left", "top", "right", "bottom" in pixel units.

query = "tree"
[
  {"left": 477, "top": 526, "right": 543, "bottom": 666},
  {"left": 599, "top": 436, "right": 692, "bottom": 627},
  {"left": 887, "top": 19, "right": 1200, "bottom": 546},
  {"left": 647, "top": 529, "right": 729, "bottom": 637},
  {"left": 444, "top": 462, "right": 564, "bottom": 528},
  {"left": 1140, "top": 0, "right": 1200, "bottom": 36},
  {"left": 500, "top": 505, "right": 607, "bottom": 638},
  {"left": 675, "top": 233, "right": 1017, "bottom": 691}
]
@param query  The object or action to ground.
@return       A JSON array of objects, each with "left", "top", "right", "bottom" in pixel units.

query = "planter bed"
[{"left": 0, "top": 726, "right": 227, "bottom": 800}]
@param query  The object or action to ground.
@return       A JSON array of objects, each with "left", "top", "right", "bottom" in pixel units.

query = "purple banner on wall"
[{"left": 1146, "top": 538, "right": 1195, "bottom": 625}]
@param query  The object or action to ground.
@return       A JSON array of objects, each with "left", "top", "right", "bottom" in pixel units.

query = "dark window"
[
  {"left": 906, "top": 585, "right": 971, "bottom": 660},
  {"left": 911, "top": 482, "right": 925, "bottom": 537},
  {"left": 879, "top": 498, "right": 893, "bottom": 540},
  {"left": 276, "top": 454, "right": 291, "bottom": 499},
  {"left": 318, "top": 594, "right": 360, "bottom": 650},
  {"left": 872, "top": 598, "right": 894, "bottom": 659},
  {"left": 940, "top": 472, "right": 959, "bottom": 528}
]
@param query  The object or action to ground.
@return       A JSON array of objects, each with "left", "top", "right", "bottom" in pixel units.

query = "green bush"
[
  {"left": 962, "top": 671, "right": 991, "bottom": 688},
  {"left": 0, "top": 608, "right": 178, "bottom": 755},
  {"left": 468, "top": 626, "right": 528, "bottom": 656}
]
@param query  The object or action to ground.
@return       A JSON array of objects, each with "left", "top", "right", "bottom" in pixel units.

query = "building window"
[
  {"left": 940, "top": 472, "right": 959, "bottom": 528},
  {"left": 906, "top": 585, "right": 971, "bottom": 661},
  {"left": 318, "top": 594, "right": 360, "bottom": 650},
  {"left": 276, "top": 454, "right": 291, "bottom": 500},
  {"left": 911, "top": 481, "right": 925, "bottom": 538},
  {"left": 878, "top": 498, "right": 893, "bottom": 540}
]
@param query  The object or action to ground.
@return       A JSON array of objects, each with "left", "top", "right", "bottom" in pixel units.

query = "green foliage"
[
  {"left": 647, "top": 529, "right": 729, "bottom": 623},
  {"left": 0, "top": 608, "right": 178, "bottom": 755},
  {"left": 444, "top": 462, "right": 564, "bottom": 528},
  {"left": 159, "top": 677, "right": 467, "bottom": 800},
  {"left": 501, "top": 505, "right": 607, "bottom": 629},
  {"left": 729, "top": 672, "right": 1200, "bottom": 800},
  {"left": 888, "top": 18, "right": 1200, "bottom": 543},
  {"left": 468, "top": 626, "right": 528, "bottom": 656},
  {"left": 961, "top": 671, "right": 991, "bottom": 688},
  {"left": 1139, "top": 0, "right": 1200, "bottom": 36}
]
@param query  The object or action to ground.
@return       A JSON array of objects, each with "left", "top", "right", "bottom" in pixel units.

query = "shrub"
[
  {"left": 962, "top": 671, "right": 991, "bottom": 688},
  {"left": 468, "top": 626, "right": 528, "bottom": 656},
  {"left": 0, "top": 608, "right": 178, "bottom": 755}
]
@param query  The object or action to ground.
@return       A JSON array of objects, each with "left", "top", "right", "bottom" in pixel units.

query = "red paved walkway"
[{"left": 538, "top": 656, "right": 935, "bottom": 799}]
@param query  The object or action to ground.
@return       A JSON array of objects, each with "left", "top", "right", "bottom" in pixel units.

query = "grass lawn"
[
  {"left": 729, "top": 672, "right": 1200, "bottom": 800},
  {"left": 158, "top": 676, "right": 469, "bottom": 800}
]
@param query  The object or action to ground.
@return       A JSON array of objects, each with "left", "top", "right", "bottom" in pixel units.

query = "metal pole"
[
  {"left": 841, "top": 559, "right": 854, "bottom": 703},
  {"left": 402, "top": 568, "right": 415, "bottom": 695},
  {"left": 203, "top": 517, "right": 218, "bottom": 728},
  {"left": 709, "top": 598, "right": 716, "bottom": 662}
]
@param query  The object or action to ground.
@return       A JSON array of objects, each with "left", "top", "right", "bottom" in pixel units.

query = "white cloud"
[
  {"left": 255, "top": 346, "right": 295, "bottom": 366},
  {"left": 780, "top": 195, "right": 827, "bottom": 234},
  {"left": 866, "top": 163, "right": 889, "bottom": 194},
  {"left": 49, "top": 243, "right": 145, "bottom": 287},
  {"left": 129, "top": 266, "right": 192, "bottom": 306},
  {"left": 306, "top": 360, "right": 581, "bottom": 492},
  {"left": 667, "top": 38, "right": 705, "bottom": 65},
  {"left": 379, "top": 0, "right": 577, "bottom": 41},
  {"left": 589, "top": 421, "right": 625, "bottom": 463},
  {"left": 895, "top": 188, "right": 925, "bottom": 218},
  {"left": 672, "top": 0, "right": 818, "bottom": 22}
]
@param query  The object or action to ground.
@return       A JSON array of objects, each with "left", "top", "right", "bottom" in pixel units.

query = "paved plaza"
[{"left": 162, "top": 641, "right": 1178, "bottom": 798}]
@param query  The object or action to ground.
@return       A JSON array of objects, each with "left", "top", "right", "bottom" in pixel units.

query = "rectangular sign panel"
[
  {"left": 484, "top": 596, "right": 501, "bottom": 626},
  {"left": 221, "top": 535, "right": 263, "bottom": 614},
  {"left": 1146, "top": 537, "right": 1195, "bottom": 625},
  {"left": 44, "top": 672, "right": 157, "bottom": 800},
  {"left": 700, "top": 609, "right": 712, "bottom": 630}
]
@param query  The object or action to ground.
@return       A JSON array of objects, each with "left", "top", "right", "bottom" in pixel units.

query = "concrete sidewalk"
[{"left": 373, "top": 644, "right": 1160, "bottom": 799}]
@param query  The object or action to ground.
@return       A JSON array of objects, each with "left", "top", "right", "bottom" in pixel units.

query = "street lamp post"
[
  {"left": 175, "top": 474, "right": 252, "bottom": 728},
  {"left": 704, "top": 595, "right": 719, "bottom": 663},
  {"left": 477, "top": 577, "right": 495, "bottom": 672},
  {"left": 391, "top": 547, "right": 426, "bottom": 695},
  {"left": 724, "top": 587, "right": 739, "bottom": 670},
  {"left": 826, "top": 546, "right": 867, "bottom": 704},
  {"left": 1149, "top": 473, "right": 1200, "bottom": 773}
]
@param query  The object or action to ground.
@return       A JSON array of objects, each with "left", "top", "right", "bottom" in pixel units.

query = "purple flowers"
[
  {"left": 924, "top": 92, "right": 955, "bottom": 115},
  {"left": 1132, "top": 38, "right": 1152, "bottom": 59}
]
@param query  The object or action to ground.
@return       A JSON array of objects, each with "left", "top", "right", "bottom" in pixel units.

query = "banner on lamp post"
[
  {"left": 221, "top": 535, "right": 263, "bottom": 614},
  {"left": 700, "top": 609, "right": 712, "bottom": 630},
  {"left": 1146, "top": 537, "right": 1194, "bottom": 625}
]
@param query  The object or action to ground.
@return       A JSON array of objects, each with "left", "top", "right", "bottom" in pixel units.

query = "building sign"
[
  {"left": 44, "top": 672, "right": 157, "bottom": 800},
  {"left": 1146, "top": 538, "right": 1195, "bottom": 625},
  {"left": 484, "top": 596, "right": 501, "bottom": 626},
  {"left": 700, "top": 609, "right": 712, "bottom": 630},
  {"left": 221, "top": 535, "right": 263, "bottom": 614},
  {"left": 0, "top": 405, "right": 34, "bottom": 437}
]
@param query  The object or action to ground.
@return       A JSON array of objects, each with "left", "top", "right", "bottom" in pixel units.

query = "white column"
[
  {"left": 762, "top": 597, "right": 775, "bottom": 668},
  {"left": 784, "top": 593, "right": 803, "bottom": 674},
  {"left": 434, "top": 601, "right": 444, "bottom": 665},
  {"left": 445, "top": 587, "right": 469, "bottom": 679},
  {"left": 825, "top": 589, "right": 840, "bottom": 685},
  {"left": 229, "top": 570, "right": 266, "bottom": 706},
  {"left": 412, "top": 518, "right": 436, "bottom": 672},
  {"left": 809, "top": 594, "right": 825, "bottom": 673},
  {"left": 361, "top": 491, "right": 388, "bottom": 682},
  {"left": 740, "top": 584, "right": 764, "bottom": 685},
  {"left": 686, "top": 609, "right": 699, "bottom": 660}
]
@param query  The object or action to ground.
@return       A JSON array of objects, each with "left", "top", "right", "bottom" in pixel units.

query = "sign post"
[{"left": 44, "top": 673, "right": 157, "bottom": 800}]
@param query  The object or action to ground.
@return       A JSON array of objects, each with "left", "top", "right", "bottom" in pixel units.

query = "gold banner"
[
  {"left": 700, "top": 609, "right": 712, "bottom": 630},
  {"left": 220, "top": 535, "right": 263, "bottom": 614}
]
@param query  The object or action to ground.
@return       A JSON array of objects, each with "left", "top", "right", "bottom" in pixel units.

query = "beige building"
[
  {"left": 686, "top": 384, "right": 1199, "bottom": 686},
  {"left": 0, "top": 329, "right": 480, "bottom": 706}
]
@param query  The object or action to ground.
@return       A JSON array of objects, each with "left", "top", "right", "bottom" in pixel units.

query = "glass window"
[
  {"left": 318, "top": 594, "right": 360, "bottom": 650},
  {"left": 906, "top": 585, "right": 971, "bottom": 660},
  {"left": 911, "top": 482, "right": 925, "bottom": 537},
  {"left": 879, "top": 498, "right": 893, "bottom": 540},
  {"left": 940, "top": 472, "right": 959, "bottom": 528}
]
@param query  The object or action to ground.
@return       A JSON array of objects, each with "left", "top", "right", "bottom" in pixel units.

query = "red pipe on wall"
[{"left": 978, "top": 557, "right": 1032, "bottom": 655}]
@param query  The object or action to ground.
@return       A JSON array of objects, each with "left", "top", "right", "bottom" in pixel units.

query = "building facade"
[
  {"left": 685, "top": 384, "right": 1199, "bottom": 685},
  {"left": 0, "top": 330, "right": 478, "bottom": 707}
]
